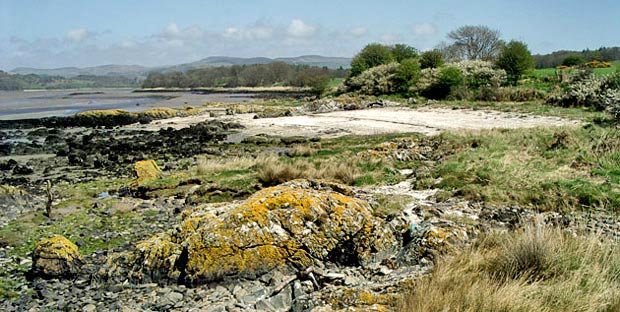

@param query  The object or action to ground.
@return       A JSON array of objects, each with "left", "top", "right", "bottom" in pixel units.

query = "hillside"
[{"left": 10, "top": 55, "right": 353, "bottom": 79}]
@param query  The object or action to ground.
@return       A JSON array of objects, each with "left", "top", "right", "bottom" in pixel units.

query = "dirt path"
[{"left": 135, "top": 106, "right": 581, "bottom": 137}]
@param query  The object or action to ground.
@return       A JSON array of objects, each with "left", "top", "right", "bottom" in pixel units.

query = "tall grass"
[
  {"left": 399, "top": 223, "right": 620, "bottom": 311},
  {"left": 421, "top": 126, "right": 620, "bottom": 212}
]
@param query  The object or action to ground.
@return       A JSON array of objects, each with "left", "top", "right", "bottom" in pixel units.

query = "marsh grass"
[
  {"left": 422, "top": 126, "right": 620, "bottom": 211},
  {"left": 400, "top": 223, "right": 620, "bottom": 311}
]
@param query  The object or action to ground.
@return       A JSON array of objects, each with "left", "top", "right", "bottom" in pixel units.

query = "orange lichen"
[{"left": 131, "top": 160, "right": 163, "bottom": 187}]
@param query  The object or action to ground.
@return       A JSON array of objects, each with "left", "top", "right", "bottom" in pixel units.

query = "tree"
[
  {"left": 447, "top": 25, "right": 503, "bottom": 61},
  {"left": 419, "top": 50, "right": 445, "bottom": 69},
  {"left": 562, "top": 54, "right": 586, "bottom": 67},
  {"left": 350, "top": 43, "right": 395, "bottom": 76},
  {"left": 391, "top": 44, "right": 418, "bottom": 63},
  {"left": 496, "top": 40, "right": 535, "bottom": 85}
]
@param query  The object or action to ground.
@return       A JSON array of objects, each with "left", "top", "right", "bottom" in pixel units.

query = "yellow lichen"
[
  {"left": 131, "top": 160, "right": 163, "bottom": 187},
  {"left": 131, "top": 179, "right": 396, "bottom": 283},
  {"left": 34, "top": 235, "right": 80, "bottom": 260}
]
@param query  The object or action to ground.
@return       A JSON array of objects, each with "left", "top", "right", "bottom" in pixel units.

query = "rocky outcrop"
[
  {"left": 131, "top": 160, "right": 162, "bottom": 187},
  {"left": 119, "top": 179, "right": 398, "bottom": 285},
  {"left": 31, "top": 235, "right": 82, "bottom": 279}
]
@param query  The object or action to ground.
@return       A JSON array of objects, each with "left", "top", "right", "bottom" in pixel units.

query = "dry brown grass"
[
  {"left": 194, "top": 156, "right": 259, "bottom": 176},
  {"left": 256, "top": 156, "right": 361, "bottom": 186},
  {"left": 399, "top": 223, "right": 620, "bottom": 312}
]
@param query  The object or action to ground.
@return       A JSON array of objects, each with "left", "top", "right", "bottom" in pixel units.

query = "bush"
[
  {"left": 422, "top": 66, "right": 464, "bottom": 99},
  {"left": 547, "top": 72, "right": 620, "bottom": 116},
  {"left": 346, "top": 63, "right": 400, "bottom": 95},
  {"left": 453, "top": 60, "right": 507, "bottom": 89},
  {"left": 393, "top": 58, "right": 421, "bottom": 93},
  {"left": 350, "top": 43, "right": 395, "bottom": 76},
  {"left": 419, "top": 50, "right": 445, "bottom": 69},
  {"left": 562, "top": 54, "right": 586, "bottom": 67}
]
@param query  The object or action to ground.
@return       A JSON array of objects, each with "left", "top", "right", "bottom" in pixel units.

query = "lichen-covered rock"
[
  {"left": 131, "top": 159, "right": 162, "bottom": 187},
  {"left": 32, "top": 235, "right": 82, "bottom": 278},
  {"left": 129, "top": 179, "right": 398, "bottom": 284}
]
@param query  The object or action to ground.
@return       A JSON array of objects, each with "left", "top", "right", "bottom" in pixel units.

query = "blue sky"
[{"left": 1, "top": 0, "right": 619, "bottom": 69}]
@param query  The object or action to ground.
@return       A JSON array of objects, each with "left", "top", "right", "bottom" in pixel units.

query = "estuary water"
[{"left": 0, "top": 89, "right": 255, "bottom": 120}]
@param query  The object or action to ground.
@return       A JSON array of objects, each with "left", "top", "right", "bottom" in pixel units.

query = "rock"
[
  {"left": 32, "top": 235, "right": 82, "bottom": 279},
  {"left": 131, "top": 160, "right": 162, "bottom": 187},
  {"left": 126, "top": 179, "right": 398, "bottom": 284},
  {"left": 82, "top": 303, "right": 97, "bottom": 312}
]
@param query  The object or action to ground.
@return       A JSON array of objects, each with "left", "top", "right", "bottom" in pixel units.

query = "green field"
[{"left": 533, "top": 62, "right": 619, "bottom": 78}]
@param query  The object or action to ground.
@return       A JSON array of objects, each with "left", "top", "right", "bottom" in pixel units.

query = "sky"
[{"left": 1, "top": 0, "right": 619, "bottom": 70}]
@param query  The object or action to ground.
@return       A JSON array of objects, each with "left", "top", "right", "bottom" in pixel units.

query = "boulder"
[
  {"left": 32, "top": 235, "right": 82, "bottom": 278},
  {"left": 131, "top": 160, "right": 162, "bottom": 187},
  {"left": 127, "top": 179, "right": 398, "bottom": 284}
]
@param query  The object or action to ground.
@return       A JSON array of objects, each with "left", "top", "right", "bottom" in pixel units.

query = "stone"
[
  {"left": 128, "top": 179, "right": 398, "bottom": 284},
  {"left": 82, "top": 303, "right": 97, "bottom": 312},
  {"left": 131, "top": 159, "right": 162, "bottom": 187},
  {"left": 32, "top": 235, "right": 82, "bottom": 278}
]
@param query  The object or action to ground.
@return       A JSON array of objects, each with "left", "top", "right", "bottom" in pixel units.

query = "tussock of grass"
[
  {"left": 400, "top": 223, "right": 620, "bottom": 311},
  {"left": 424, "top": 126, "right": 620, "bottom": 211},
  {"left": 194, "top": 156, "right": 259, "bottom": 176},
  {"left": 256, "top": 156, "right": 362, "bottom": 186}
]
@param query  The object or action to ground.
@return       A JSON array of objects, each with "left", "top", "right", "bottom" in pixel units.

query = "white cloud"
[
  {"left": 164, "top": 23, "right": 180, "bottom": 36},
  {"left": 223, "top": 23, "right": 274, "bottom": 40},
  {"left": 286, "top": 19, "right": 317, "bottom": 38},
  {"left": 65, "top": 28, "right": 91, "bottom": 42},
  {"left": 413, "top": 23, "right": 437, "bottom": 37},
  {"left": 379, "top": 33, "right": 401, "bottom": 44},
  {"left": 349, "top": 27, "right": 367, "bottom": 37}
]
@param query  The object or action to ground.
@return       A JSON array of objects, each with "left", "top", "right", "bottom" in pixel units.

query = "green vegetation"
[
  {"left": 400, "top": 224, "right": 620, "bottom": 311},
  {"left": 0, "top": 70, "right": 139, "bottom": 90},
  {"left": 419, "top": 50, "right": 445, "bottom": 69},
  {"left": 414, "top": 125, "right": 620, "bottom": 212},
  {"left": 142, "top": 62, "right": 347, "bottom": 91},
  {"left": 496, "top": 40, "right": 535, "bottom": 85},
  {"left": 534, "top": 46, "right": 620, "bottom": 68}
]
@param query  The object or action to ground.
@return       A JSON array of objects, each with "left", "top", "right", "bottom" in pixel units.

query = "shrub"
[
  {"left": 350, "top": 43, "right": 395, "bottom": 76},
  {"left": 453, "top": 60, "right": 507, "bottom": 89},
  {"left": 419, "top": 50, "right": 445, "bottom": 69},
  {"left": 562, "top": 54, "right": 586, "bottom": 67},
  {"left": 547, "top": 72, "right": 620, "bottom": 116},
  {"left": 346, "top": 63, "right": 400, "bottom": 95},
  {"left": 393, "top": 58, "right": 421, "bottom": 93},
  {"left": 391, "top": 44, "right": 418, "bottom": 63},
  {"left": 422, "top": 66, "right": 464, "bottom": 99}
]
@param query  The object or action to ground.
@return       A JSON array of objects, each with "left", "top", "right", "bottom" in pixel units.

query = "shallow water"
[{"left": 0, "top": 89, "right": 255, "bottom": 120}]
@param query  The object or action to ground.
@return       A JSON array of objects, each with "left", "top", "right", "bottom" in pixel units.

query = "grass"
[
  {"left": 418, "top": 100, "right": 608, "bottom": 122},
  {"left": 399, "top": 223, "right": 620, "bottom": 311},
  {"left": 533, "top": 66, "right": 618, "bottom": 78},
  {"left": 416, "top": 125, "right": 620, "bottom": 212}
]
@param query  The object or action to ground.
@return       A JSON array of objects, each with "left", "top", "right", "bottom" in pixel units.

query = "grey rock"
[
  {"left": 167, "top": 291, "right": 184, "bottom": 303},
  {"left": 82, "top": 303, "right": 97, "bottom": 312}
]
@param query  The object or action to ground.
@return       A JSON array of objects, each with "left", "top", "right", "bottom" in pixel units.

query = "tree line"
[
  {"left": 0, "top": 71, "right": 139, "bottom": 90},
  {"left": 142, "top": 62, "right": 348, "bottom": 92},
  {"left": 533, "top": 47, "right": 620, "bottom": 69}
]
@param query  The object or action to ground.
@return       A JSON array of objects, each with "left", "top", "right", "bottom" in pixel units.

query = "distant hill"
[
  {"left": 11, "top": 64, "right": 150, "bottom": 78},
  {"left": 162, "top": 55, "right": 351, "bottom": 73},
  {"left": 11, "top": 55, "right": 352, "bottom": 79}
]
